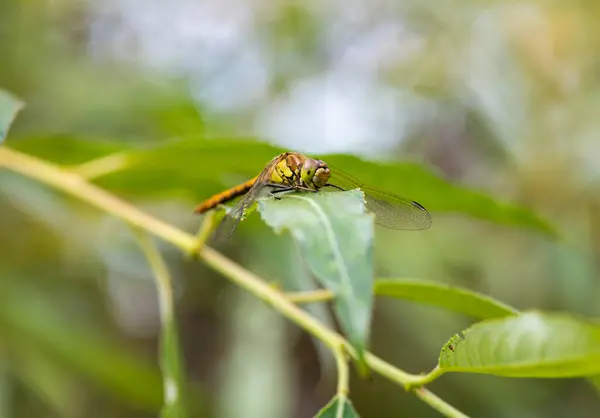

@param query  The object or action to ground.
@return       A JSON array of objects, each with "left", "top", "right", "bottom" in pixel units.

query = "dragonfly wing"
[
  {"left": 361, "top": 186, "right": 432, "bottom": 230},
  {"left": 213, "top": 189, "right": 256, "bottom": 240},
  {"left": 326, "top": 167, "right": 432, "bottom": 231},
  {"left": 213, "top": 154, "right": 285, "bottom": 240}
]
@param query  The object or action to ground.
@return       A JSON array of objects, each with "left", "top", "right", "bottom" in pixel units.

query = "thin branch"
[
  {"left": 0, "top": 146, "right": 468, "bottom": 418},
  {"left": 334, "top": 345, "right": 350, "bottom": 399},
  {"left": 132, "top": 229, "right": 186, "bottom": 417},
  {"left": 414, "top": 388, "right": 470, "bottom": 418},
  {"left": 285, "top": 289, "right": 334, "bottom": 304},
  {"left": 323, "top": 343, "right": 351, "bottom": 418},
  {"left": 68, "top": 152, "right": 131, "bottom": 180},
  {"left": 189, "top": 211, "right": 219, "bottom": 256},
  {"left": 0, "top": 147, "right": 194, "bottom": 251}
]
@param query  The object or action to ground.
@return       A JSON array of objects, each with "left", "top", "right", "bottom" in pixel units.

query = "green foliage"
[
  {"left": 3, "top": 0, "right": 600, "bottom": 416},
  {"left": 3, "top": 130, "right": 582, "bottom": 417},
  {"left": 375, "top": 279, "right": 518, "bottom": 319},
  {"left": 259, "top": 190, "right": 374, "bottom": 360},
  {"left": 0, "top": 278, "right": 164, "bottom": 410},
  {"left": 323, "top": 153, "right": 557, "bottom": 237},
  {"left": 6, "top": 136, "right": 557, "bottom": 237},
  {"left": 0, "top": 89, "right": 23, "bottom": 143},
  {"left": 438, "top": 312, "right": 600, "bottom": 377},
  {"left": 315, "top": 396, "right": 360, "bottom": 418}
]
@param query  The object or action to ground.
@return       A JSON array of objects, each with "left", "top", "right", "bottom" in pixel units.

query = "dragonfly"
[{"left": 194, "top": 152, "right": 432, "bottom": 239}]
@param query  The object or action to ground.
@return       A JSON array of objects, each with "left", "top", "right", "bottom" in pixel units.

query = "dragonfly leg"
[
  {"left": 324, "top": 183, "right": 345, "bottom": 191},
  {"left": 265, "top": 183, "right": 293, "bottom": 190},
  {"left": 266, "top": 183, "right": 317, "bottom": 200},
  {"left": 292, "top": 186, "right": 317, "bottom": 192},
  {"left": 269, "top": 186, "right": 295, "bottom": 200}
]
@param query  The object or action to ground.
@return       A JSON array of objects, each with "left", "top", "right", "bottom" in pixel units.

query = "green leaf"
[
  {"left": 8, "top": 136, "right": 556, "bottom": 236},
  {"left": 105, "top": 138, "right": 556, "bottom": 235},
  {"left": 97, "top": 138, "right": 281, "bottom": 200},
  {"left": 315, "top": 396, "right": 360, "bottom": 418},
  {"left": 0, "top": 89, "right": 24, "bottom": 143},
  {"left": 259, "top": 189, "right": 375, "bottom": 358},
  {"left": 324, "top": 153, "right": 556, "bottom": 237},
  {"left": 438, "top": 312, "right": 600, "bottom": 377},
  {"left": 375, "top": 279, "right": 518, "bottom": 319}
]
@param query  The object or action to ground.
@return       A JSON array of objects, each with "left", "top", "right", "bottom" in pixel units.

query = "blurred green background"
[{"left": 1, "top": 0, "right": 600, "bottom": 417}]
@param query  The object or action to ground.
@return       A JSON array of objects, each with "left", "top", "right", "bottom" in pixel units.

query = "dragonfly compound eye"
[{"left": 313, "top": 166, "right": 330, "bottom": 189}]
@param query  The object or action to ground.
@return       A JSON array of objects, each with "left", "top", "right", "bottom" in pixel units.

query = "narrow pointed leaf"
[
  {"left": 117, "top": 138, "right": 556, "bottom": 236},
  {"left": 259, "top": 190, "right": 374, "bottom": 358},
  {"left": 375, "top": 279, "right": 518, "bottom": 319},
  {"left": 324, "top": 153, "right": 557, "bottom": 237},
  {"left": 315, "top": 396, "right": 360, "bottom": 418},
  {"left": 7, "top": 137, "right": 556, "bottom": 237},
  {"left": 0, "top": 89, "right": 24, "bottom": 143},
  {"left": 439, "top": 312, "right": 600, "bottom": 377}
]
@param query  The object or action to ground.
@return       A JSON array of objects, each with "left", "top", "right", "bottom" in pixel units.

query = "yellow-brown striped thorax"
[
  {"left": 269, "top": 153, "right": 303, "bottom": 185},
  {"left": 270, "top": 154, "right": 331, "bottom": 190},
  {"left": 194, "top": 152, "right": 333, "bottom": 215}
]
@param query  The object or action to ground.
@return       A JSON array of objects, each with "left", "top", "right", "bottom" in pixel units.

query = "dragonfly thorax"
[{"left": 270, "top": 154, "right": 330, "bottom": 190}]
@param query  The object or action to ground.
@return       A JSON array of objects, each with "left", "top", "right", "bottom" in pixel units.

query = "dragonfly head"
[{"left": 301, "top": 158, "right": 330, "bottom": 190}]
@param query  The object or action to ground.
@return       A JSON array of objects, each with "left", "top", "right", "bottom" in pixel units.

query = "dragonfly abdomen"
[{"left": 194, "top": 177, "right": 257, "bottom": 214}]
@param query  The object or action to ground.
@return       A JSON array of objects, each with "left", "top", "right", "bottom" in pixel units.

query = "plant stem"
[
  {"left": 414, "top": 388, "right": 470, "bottom": 418},
  {"left": 189, "top": 211, "right": 218, "bottom": 256},
  {"left": 68, "top": 152, "right": 131, "bottom": 179},
  {"left": 363, "top": 352, "right": 430, "bottom": 388},
  {"left": 405, "top": 366, "right": 446, "bottom": 388},
  {"left": 0, "top": 148, "right": 194, "bottom": 250},
  {"left": 333, "top": 345, "right": 350, "bottom": 398},
  {"left": 330, "top": 344, "right": 351, "bottom": 418},
  {"left": 133, "top": 229, "right": 175, "bottom": 325},
  {"left": 133, "top": 229, "right": 186, "bottom": 418},
  {"left": 285, "top": 289, "right": 334, "bottom": 304},
  {"left": 0, "top": 147, "right": 468, "bottom": 418}
]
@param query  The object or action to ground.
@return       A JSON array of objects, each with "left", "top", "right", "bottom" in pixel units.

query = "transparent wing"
[
  {"left": 213, "top": 188, "right": 257, "bottom": 241},
  {"left": 214, "top": 154, "right": 284, "bottom": 240},
  {"left": 326, "top": 167, "right": 432, "bottom": 231}
]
